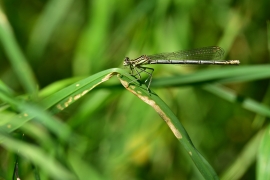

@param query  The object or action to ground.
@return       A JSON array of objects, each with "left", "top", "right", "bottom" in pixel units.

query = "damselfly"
[{"left": 123, "top": 46, "right": 240, "bottom": 90}]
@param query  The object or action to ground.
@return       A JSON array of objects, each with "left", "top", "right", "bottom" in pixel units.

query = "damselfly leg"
[{"left": 128, "top": 66, "right": 154, "bottom": 91}]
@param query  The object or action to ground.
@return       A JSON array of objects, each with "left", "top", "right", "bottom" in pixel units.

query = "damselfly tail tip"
[{"left": 229, "top": 60, "right": 240, "bottom": 65}]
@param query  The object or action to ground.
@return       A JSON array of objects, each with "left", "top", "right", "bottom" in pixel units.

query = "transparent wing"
[{"left": 147, "top": 46, "right": 225, "bottom": 60}]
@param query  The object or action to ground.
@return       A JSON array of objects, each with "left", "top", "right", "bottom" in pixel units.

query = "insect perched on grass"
[{"left": 123, "top": 46, "right": 240, "bottom": 91}]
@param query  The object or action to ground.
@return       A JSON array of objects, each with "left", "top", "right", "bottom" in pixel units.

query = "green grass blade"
[
  {"left": 0, "top": 80, "right": 14, "bottom": 95},
  {"left": 0, "top": 91, "right": 72, "bottom": 142},
  {"left": 39, "top": 77, "right": 83, "bottom": 98},
  {"left": 40, "top": 68, "right": 127, "bottom": 111},
  {"left": 69, "top": 150, "right": 105, "bottom": 180},
  {"left": 0, "top": 68, "right": 127, "bottom": 136},
  {"left": 118, "top": 75, "right": 219, "bottom": 180},
  {"left": 0, "top": 133, "right": 76, "bottom": 180},
  {"left": 67, "top": 90, "right": 111, "bottom": 127},
  {"left": 0, "top": 9, "right": 37, "bottom": 96},
  {"left": 220, "top": 129, "right": 264, "bottom": 180},
  {"left": 203, "top": 84, "right": 270, "bottom": 118},
  {"left": 73, "top": 0, "right": 114, "bottom": 75},
  {"left": 149, "top": 65, "right": 270, "bottom": 120},
  {"left": 27, "top": 0, "right": 74, "bottom": 61},
  {"left": 257, "top": 124, "right": 270, "bottom": 180},
  {"left": 151, "top": 65, "right": 270, "bottom": 87}
]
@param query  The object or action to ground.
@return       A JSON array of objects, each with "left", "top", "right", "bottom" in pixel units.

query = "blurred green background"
[{"left": 0, "top": 0, "right": 270, "bottom": 179}]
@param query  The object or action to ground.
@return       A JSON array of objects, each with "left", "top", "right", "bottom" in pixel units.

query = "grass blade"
[
  {"left": 203, "top": 84, "right": 270, "bottom": 118},
  {"left": 0, "top": 9, "right": 37, "bottom": 96},
  {"left": 151, "top": 65, "right": 270, "bottom": 87},
  {"left": 27, "top": 0, "right": 74, "bottom": 61},
  {"left": 221, "top": 129, "right": 264, "bottom": 180},
  {"left": 118, "top": 74, "right": 219, "bottom": 180},
  {"left": 257, "top": 124, "right": 270, "bottom": 180},
  {"left": 0, "top": 133, "right": 76, "bottom": 180}
]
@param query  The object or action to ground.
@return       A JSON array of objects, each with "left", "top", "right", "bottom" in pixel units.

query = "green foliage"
[{"left": 0, "top": 0, "right": 270, "bottom": 179}]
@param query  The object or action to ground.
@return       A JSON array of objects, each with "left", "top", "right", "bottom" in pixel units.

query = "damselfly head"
[{"left": 123, "top": 57, "right": 130, "bottom": 66}]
